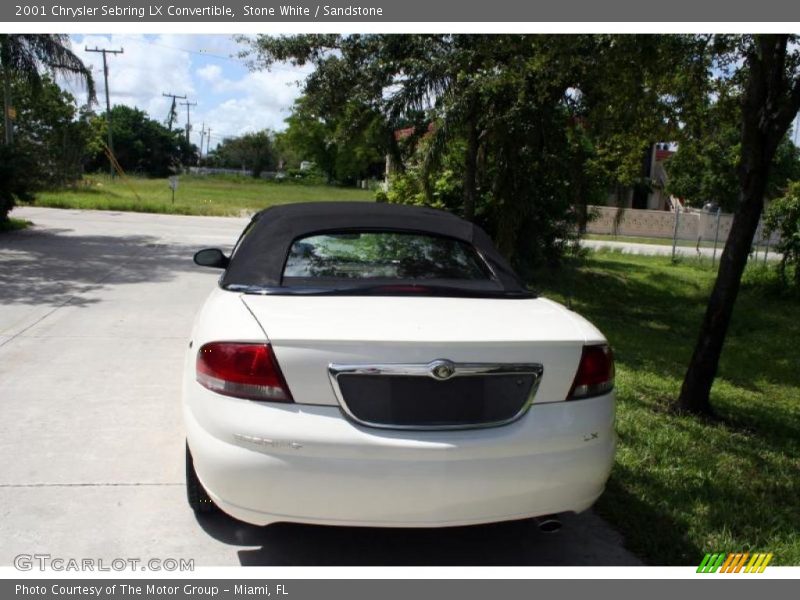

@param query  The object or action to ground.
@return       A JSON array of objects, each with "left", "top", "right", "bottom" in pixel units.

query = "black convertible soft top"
[{"left": 221, "top": 201, "right": 531, "bottom": 297}]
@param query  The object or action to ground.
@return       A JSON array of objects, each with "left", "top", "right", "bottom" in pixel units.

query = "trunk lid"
[{"left": 241, "top": 295, "right": 593, "bottom": 410}]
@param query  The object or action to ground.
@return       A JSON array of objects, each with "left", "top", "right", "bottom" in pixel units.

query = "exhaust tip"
[{"left": 533, "top": 514, "right": 562, "bottom": 533}]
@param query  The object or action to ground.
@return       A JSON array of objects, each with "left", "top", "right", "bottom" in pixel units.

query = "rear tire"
[{"left": 186, "top": 442, "right": 217, "bottom": 514}]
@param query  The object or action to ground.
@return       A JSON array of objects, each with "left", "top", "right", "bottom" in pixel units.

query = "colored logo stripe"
[{"left": 698, "top": 552, "right": 772, "bottom": 573}]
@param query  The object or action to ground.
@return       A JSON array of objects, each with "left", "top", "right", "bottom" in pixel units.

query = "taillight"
[
  {"left": 196, "top": 342, "right": 293, "bottom": 402},
  {"left": 567, "top": 344, "right": 615, "bottom": 400}
]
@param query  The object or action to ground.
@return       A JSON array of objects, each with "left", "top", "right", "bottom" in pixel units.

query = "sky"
[{"left": 63, "top": 34, "right": 313, "bottom": 150}]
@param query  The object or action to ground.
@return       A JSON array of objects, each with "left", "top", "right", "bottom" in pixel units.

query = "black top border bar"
[{"left": 5, "top": 0, "right": 800, "bottom": 22}]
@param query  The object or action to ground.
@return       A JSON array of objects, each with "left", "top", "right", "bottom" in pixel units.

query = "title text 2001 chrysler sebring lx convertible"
[{"left": 184, "top": 202, "right": 615, "bottom": 528}]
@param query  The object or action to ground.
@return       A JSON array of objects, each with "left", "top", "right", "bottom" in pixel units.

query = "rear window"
[{"left": 282, "top": 231, "right": 492, "bottom": 282}]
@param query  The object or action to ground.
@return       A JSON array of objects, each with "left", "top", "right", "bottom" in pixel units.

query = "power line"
[
  {"left": 99, "top": 34, "right": 309, "bottom": 79},
  {"left": 85, "top": 45, "right": 124, "bottom": 177},
  {"left": 124, "top": 36, "right": 245, "bottom": 64},
  {"left": 115, "top": 35, "right": 303, "bottom": 74}
]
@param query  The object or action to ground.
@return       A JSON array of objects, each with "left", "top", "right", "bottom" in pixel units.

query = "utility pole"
[
  {"left": 162, "top": 92, "right": 186, "bottom": 131},
  {"left": 179, "top": 100, "right": 196, "bottom": 144},
  {"left": 86, "top": 46, "right": 123, "bottom": 177},
  {"left": 199, "top": 122, "right": 206, "bottom": 158},
  {"left": 206, "top": 127, "right": 212, "bottom": 156}
]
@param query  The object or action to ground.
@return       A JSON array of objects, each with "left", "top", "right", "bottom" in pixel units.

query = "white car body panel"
[
  {"left": 242, "top": 294, "right": 605, "bottom": 407},
  {"left": 183, "top": 286, "right": 616, "bottom": 527},
  {"left": 183, "top": 389, "right": 614, "bottom": 527}
]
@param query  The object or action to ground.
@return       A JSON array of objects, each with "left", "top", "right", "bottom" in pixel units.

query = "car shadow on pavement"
[
  {"left": 0, "top": 227, "right": 203, "bottom": 308},
  {"left": 194, "top": 509, "right": 642, "bottom": 566}
]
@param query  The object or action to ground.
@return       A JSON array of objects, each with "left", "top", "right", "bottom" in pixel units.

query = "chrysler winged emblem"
[{"left": 429, "top": 359, "right": 456, "bottom": 381}]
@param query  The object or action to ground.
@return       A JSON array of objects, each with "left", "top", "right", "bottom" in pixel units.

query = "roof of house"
[
  {"left": 393, "top": 123, "right": 436, "bottom": 141},
  {"left": 655, "top": 148, "right": 675, "bottom": 162}
]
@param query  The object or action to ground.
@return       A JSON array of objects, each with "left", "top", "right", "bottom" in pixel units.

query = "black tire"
[{"left": 186, "top": 442, "right": 217, "bottom": 514}]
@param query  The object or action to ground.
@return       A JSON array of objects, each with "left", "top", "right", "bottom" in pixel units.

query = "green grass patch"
[
  {"left": 534, "top": 251, "right": 800, "bottom": 565},
  {"left": 0, "top": 217, "right": 33, "bottom": 232},
  {"left": 27, "top": 174, "right": 375, "bottom": 216}
]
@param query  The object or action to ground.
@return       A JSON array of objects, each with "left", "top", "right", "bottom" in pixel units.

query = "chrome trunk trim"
[{"left": 328, "top": 360, "right": 544, "bottom": 431}]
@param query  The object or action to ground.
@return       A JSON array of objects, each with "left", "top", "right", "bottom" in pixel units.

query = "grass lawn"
[
  {"left": 0, "top": 217, "right": 32, "bottom": 232},
  {"left": 27, "top": 174, "right": 375, "bottom": 216},
  {"left": 534, "top": 251, "right": 799, "bottom": 565}
]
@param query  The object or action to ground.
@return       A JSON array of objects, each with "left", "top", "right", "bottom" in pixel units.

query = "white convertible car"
[{"left": 184, "top": 202, "right": 615, "bottom": 530}]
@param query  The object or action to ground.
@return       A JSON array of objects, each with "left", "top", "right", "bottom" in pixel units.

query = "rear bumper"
[{"left": 184, "top": 386, "right": 615, "bottom": 527}]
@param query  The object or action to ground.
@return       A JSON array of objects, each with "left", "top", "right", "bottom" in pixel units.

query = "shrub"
[
  {"left": 0, "top": 144, "right": 36, "bottom": 223},
  {"left": 764, "top": 182, "right": 800, "bottom": 286}
]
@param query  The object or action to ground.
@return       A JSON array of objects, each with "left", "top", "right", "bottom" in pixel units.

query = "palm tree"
[
  {"left": 1, "top": 34, "right": 95, "bottom": 145},
  {"left": 383, "top": 35, "right": 487, "bottom": 220}
]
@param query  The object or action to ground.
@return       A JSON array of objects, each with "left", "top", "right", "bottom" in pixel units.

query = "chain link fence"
[{"left": 586, "top": 205, "right": 780, "bottom": 263}]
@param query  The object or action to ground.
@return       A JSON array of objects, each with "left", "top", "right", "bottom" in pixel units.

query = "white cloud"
[
  {"left": 64, "top": 34, "right": 313, "bottom": 148},
  {"left": 72, "top": 34, "right": 195, "bottom": 123},
  {"left": 197, "top": 64, "right": 222, "bottom": 83},
  {"left": 190, "top": 60, "right": 312, "bottom": 146}
]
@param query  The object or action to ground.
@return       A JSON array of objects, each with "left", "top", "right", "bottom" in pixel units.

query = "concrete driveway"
[{"left": 0, "top": 207, "right": 641, "bottom": 567}]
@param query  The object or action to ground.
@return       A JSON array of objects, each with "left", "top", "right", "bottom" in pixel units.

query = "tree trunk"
[
  {"left": 675, "top": 35, "right": 800, "bottom": 415},
  {"left": 462, "top": 116, "right": 479, "bottom": 221},
  {"left": 2, "top": 63, "right": 12, "bottom": 145},
  {"left": 386, "top": 127, "right": 403, "bottom": 176},
  {"left": 675, "top": 163, "right": 769, "bottom": 414},
  {"left": 576, "top": 178, "right": 588, "bottom": 233}
]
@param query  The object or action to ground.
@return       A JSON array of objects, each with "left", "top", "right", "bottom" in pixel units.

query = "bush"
[
  {"left": 764, "top": 182, "right": 800, "bottom": 286},
  {"left": 282, "top": 167, "right": 327, "bottom": 186},
  {"left": 379, "top": 170, "right": 448, "bottom": 209},
  {"left": 0, "top": 144, "right": 36, "bottom": 223}
]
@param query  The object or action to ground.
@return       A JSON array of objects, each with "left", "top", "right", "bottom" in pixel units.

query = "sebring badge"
[
  {"left": 429, "top": 359, "right": 456, "bottom": 381},
  {"left": 234, "top": 433, "right": 303, "bottom": 450}
]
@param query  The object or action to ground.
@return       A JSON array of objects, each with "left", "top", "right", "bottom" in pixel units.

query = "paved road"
[{"left": 0, "top": 207, "right": 641, "bottom": 567}]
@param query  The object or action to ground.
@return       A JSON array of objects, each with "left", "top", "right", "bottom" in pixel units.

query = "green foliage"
[
  {"left": 244, "top": 34, "right": 708, "bottom": 271},
  {"left": 664, "top": 36, "right": 800, "bottom": 212},
  {"left": 281, "top": 166, "right": 327, "bottom": 186},
  {"left": 280, "top": 94, "right": 386, "bottom": 184},
  {"left": 380, "top": 134, "right": 464, "bottom": 209},
  {"left": 764, "top": 182, "right": 800, "bottom": 285},
  {"left": 536, "top": 252, "right": 800, "bottom": 564},
  {"left": 85, "top": 105, "right": 196, "bottom": 177},
  {"left": 666, "top": 136, "right": 739, "bottom": 210},
  {"left": 579, "top": 35, "right": 704, "bottom": 188},
  {"left": 208, "top": 130, "right": 277, "bottom": 177},
  {"left": 664, "top": 81, "right": 741, "bottom": 211},
  {"left": 769, "top": 135, "right": 800, "bottom": 199},
  {"left": 273, "top": 129, "right": 302, "bottom": 169},
  {"left": 667, "top": 126, "right": 800, "bottom": 211},
  {"left": 0, "top": 143, "right": 35, "bottom": 221},
  {"left": 0, "top": 34, "right": 95, "bottom": 106},
  {"left": 0, "top": 217, "right": 31, "bottom": 232},
  {"left": 1, "top": 34, "right": 94, "bottom": 223},
  {"left": 7, "top": 76, "right": 94, "bottom": 187}
]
